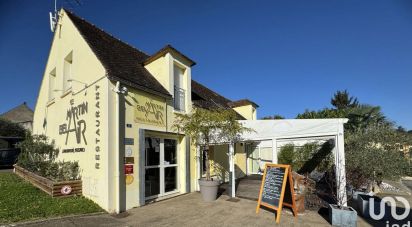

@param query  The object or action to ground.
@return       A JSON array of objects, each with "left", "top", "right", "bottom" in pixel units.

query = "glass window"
[
  {"left": 145, "top": 138, "right": 160, "bottom": 166},
  {"left": 145, "top": 168, "right": 160, "bottom": 197},
  {"left": 164, "top": 139, "right": 177, "bottom": 165},
  {"left": 164, "top": 167, "right": 177, "bottom": 192},
  {"left": 48, "top": 69, "right": 56, "bottom": 101},
  {"left": 63, "top": 52, "right": 73, "bottom": 91}
]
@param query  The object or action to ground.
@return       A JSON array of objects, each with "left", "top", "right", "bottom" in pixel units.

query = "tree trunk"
[{"left": 204, "top": 144, "right": 211, "bottom": 181}]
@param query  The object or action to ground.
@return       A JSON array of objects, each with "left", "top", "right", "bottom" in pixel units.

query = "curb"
[{"left": 1, "top": 212, "right": 106, "bottom": 227}]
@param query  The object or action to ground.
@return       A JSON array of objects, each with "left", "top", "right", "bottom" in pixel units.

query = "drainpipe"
[{"left": 113, "top": 81, "right": 126, "bottom": 213}]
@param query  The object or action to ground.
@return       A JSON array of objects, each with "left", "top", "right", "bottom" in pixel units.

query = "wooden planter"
[{"left": 14, "top": 165, "right": 82, "bottom": 197}]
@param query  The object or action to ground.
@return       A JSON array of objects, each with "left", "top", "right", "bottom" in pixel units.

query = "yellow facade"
[
  {"left": 233, "top": 105, "right": 257, "bottom": 120},
  {"left": 33, "top": 9, "right": 256, "bottom": 213}
]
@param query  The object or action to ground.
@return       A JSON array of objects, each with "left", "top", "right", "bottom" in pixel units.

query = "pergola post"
[
  {"left": 271, "top": 138, "right": 277, "bottom": 164},
  {"left": 335, "top": 123, "right": 347, "bottom": 207},
  {"left": 196, "top": 145, "right": 201, "bottom": 191},
  {"left": 229, "top": 143, "right": 235, "bottom": 197}
]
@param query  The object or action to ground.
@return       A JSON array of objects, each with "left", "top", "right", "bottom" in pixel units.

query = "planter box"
[
  {"left": 14, "top": 165, "right": 82, "bottom": 197},
  {"left": 351, "top": 190, "right": 367, "bottom": 210},
  {"left": 329, "top": 204, "right": 357, "bottom": 227},
  {"left": 357, "top": 194, "right": 389, "bottom": 220}
]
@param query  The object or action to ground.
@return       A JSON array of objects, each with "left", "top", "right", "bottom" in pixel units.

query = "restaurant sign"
[{"left": 134, "top": 94, "right": 166, "bottom": 127}]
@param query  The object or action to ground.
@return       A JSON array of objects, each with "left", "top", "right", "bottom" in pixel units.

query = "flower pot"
[
  {"left": 329, "top": 204, "right": 357, "bottom": 227},
  {"left": 199, "top": 179, "right": 220, "bottom": 202},
  {"left": 357, "top": 194, "right": 390, "bottom": 220}
]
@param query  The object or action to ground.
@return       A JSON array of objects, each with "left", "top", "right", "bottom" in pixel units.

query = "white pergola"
[{"left": 197, "top": 118, "right": 349, "bottom": 206}]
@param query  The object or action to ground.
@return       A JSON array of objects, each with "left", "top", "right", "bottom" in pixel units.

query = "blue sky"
[{"left": 1, "top": 0, "right": 411, "bottom": 129}]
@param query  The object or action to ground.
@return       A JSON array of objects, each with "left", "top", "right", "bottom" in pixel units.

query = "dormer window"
[
  {"left": 173, "top": 64, "right": 185, "bottom": 111},
  {"left": 63, "top": 51, "right": 73, "bottom": 91},
  {"left": 48, "top": 68, "right": 56, "bottom": 101}
]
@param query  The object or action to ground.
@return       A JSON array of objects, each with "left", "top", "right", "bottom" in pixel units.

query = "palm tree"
[{"left": 331, "top": 90, "right": 359, "bottom": 110}]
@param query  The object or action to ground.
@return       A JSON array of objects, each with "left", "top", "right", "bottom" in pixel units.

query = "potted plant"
[
  {"left": 173, "top": 108, "right": 251, "bottom": 201},
  {"left": 325, "top": 169, "right": 358, "bottom": 227}
]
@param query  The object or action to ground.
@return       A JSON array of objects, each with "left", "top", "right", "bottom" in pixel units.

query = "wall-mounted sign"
[
  {"left": 125, "top": 164, "right": 134, "bottom": 174},
  {"left": 124, "top": 138, "right": 134, "bottom": 145},
  {"left": 126, "top": 175, "right": 134, "bottom": 185},
  {"left": 125, "top": 157, "right": 134, "bottom": 164},
  {"left": 134, "top": 94, "right": 166, "bottom": 127},
  {"left": 61, "top": 185, "right": 72, "bottom": 195},
  {"left": 125, "top": 147, "right": 133, "bottom": 157}
]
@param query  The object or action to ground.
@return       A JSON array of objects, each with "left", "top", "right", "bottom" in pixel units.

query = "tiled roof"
[
  {"left": 144, "top": 44, "right": 196, "bottom": 66},
  {"left": 65, "top": 10, "right": 172, "bottom": 98},
  {"left": 191, "top": 80, "right": 232, "bottom": 109},
  {"left": 0, "top": 102, "right": 33, "bottom": 123},
  {"left": 191, "top": 80, "right": 246, "bottom": 120},
  {"left": 228, "top": 99, "right": 259, "bottom": 108}
]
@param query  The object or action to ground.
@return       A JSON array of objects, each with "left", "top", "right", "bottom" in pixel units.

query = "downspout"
[{"left": 113, "top": 81, "right": 126, "bottom": 213}]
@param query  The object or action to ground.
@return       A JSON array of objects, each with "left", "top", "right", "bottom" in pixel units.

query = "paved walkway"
[{"left": 17, "top": 192, "right": 376, "bottom": 227}]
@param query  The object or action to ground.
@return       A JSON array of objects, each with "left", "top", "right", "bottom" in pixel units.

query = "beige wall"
[
  {"left": 32, "top": 10, "right": 112, "bottom": 211},
  {"left": 233, "top": 105, "right": 257, "bottom": 120},
  {"left": 145, "top": 53, "right": 192, "bottom": 113}
]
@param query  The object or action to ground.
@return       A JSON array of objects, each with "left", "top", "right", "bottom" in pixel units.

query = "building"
[
  {"left": 32, "top": 9, "right": 258, "bottom": 213},
  {"left": 1, "top": 102, "right": 34, "bottom": 131}
]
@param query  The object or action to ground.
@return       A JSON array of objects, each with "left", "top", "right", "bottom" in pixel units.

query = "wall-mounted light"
[{"left": 67, "top": 79, "right": 87, "bottom": 88}]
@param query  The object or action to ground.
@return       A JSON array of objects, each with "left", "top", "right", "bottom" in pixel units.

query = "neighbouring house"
[
  {"left": 32, "top": 9, "right": 257, "bottom": 212},
  {"left": 1, "top": 102, "right": 34, "bottom": 131}
]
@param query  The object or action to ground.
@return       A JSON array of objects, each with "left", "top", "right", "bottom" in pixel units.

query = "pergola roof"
[{"left": 239, "top": 119, "right": 348, "bottom": 141}]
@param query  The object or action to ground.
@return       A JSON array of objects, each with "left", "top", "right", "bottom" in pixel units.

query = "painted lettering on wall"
[
  {"left": 59, "top": 99, "right": 88, "bottom": 145},
  {"left": 94, "top": 85, "right": 101, "bottom": 169},
  {"left": 134, "top": 94, "right": 166, "bottom": 127}
]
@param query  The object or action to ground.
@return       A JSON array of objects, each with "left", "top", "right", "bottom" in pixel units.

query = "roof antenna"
[{"left": 49, "top": 0, "right": 58, "bottom": 32}]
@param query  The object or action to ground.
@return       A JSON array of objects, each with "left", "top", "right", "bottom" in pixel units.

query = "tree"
[
  {"left": 331, "top": 90, "right": 359, "bottom": 110},
  {"left": 0, "top": 118, "right": 27, "bottom": 137},
  {"left": 262, "top": 115, "right": 285, "bottom": 120},
  {"left": 345, "top": 124, "right": 410, "bottom": 189},
  {"left": 173, "top": 108, "right": 252, "bottom": 181},
  {"left": 397, "top": 126, "right": 407, "bottom": 133}
]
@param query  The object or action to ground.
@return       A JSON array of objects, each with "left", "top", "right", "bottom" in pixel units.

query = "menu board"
[
  {"left": 256, "top": 164, "right": 297, "bottom": 223},
  {"left": 261, "top": 167, "right": 285, "bottom": 207}
]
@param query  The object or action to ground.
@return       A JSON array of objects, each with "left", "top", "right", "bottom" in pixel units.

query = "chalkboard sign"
[
  {"left": 261, "top": 167, "right": 285, "bottom": 207},
  {"left": 256, "top": 164, "right": 297, "bottom": 223}
]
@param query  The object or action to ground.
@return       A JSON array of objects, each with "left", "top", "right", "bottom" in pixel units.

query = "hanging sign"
[{"left": 256, "top": 164, "right": 297, "bottom": 223}]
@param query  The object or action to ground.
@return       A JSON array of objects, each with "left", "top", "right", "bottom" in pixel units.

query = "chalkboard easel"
[{"left": 255, "top": 164, "right": 297, "bottom": 223}]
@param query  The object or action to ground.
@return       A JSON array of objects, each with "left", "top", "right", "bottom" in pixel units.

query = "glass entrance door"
[{"left": 145, "top": 137, "right": 178, "bottom": 199}]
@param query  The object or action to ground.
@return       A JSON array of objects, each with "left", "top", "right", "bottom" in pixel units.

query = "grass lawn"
[{"left": 0, "top": 172, "right": 103, "bottom": 224}]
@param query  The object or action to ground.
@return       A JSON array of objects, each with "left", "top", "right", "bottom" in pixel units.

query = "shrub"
[
  {"left": 345, "top": 124, "right": 411, "bottom": 189},
  {"left": 277, "top": 142, "right": 333, "bottom": 173},
  {"left": 17, "top": 134, "right": 79, "bottom": 181},
  {"left": 278, "top": 144, "right": 296, "bottom": 168}
]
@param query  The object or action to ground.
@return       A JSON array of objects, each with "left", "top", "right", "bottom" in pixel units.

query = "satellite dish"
[{"left": 49, "top": 12, "right": 56, "bottom": 32}]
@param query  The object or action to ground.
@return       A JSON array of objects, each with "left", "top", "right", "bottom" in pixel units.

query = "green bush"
[
  {"left": 16, "top": 134, "right": 80, "bottom": 181},
  {"left": 277, "top": 142, "right": 333, "bottom": 173},
  {"left": 278, "top": 144, "right": 295, "bottom": 168}
]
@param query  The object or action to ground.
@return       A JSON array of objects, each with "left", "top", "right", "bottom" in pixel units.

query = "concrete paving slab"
[{"left": 15, "top": 193, "right": 375, "bottom": 227}]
